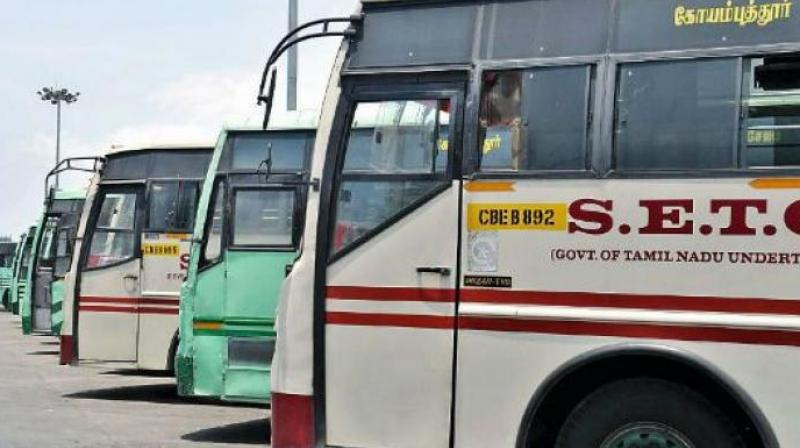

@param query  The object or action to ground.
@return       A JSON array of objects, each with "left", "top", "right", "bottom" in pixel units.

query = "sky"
[{"left": 0, "top": 0, "right": 358, "bottom": 237}]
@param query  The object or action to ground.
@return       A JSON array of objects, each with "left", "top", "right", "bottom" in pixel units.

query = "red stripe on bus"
[
  {"left": 327, "top": 286, "right": 455, "bottom": 302},
  {"left": 80, "top": 296, "right": 179, "bottom": 306},
  {"left": 78, "top": 305, "right": 179, "bottom": 315},
  {"left": 326, "top": 311, "right": 454, "bottom": 329},
  {"left": 326, "top": 310, "right": 800, "bottom": 347},
  {"left": 80, "top": 296, "right": 139, "bottom": 304},
  {"left": 458, "top": 316, "right": 800, "bottom": 347},
  {"left": 461, "top": 289, "right": 800, "bottom": 316}
]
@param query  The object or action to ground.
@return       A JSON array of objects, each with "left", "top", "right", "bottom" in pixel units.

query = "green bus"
[
  {"left": 11, "top": 226, "right": 37, "bottom": 315},
  {"left": 0, "top": 238, "right": 17, "bottom": 309},
  {"left": 21, "top": 188, "right": 87, "bottom": 335},
  {"left": 177, "top": 120, "right": 316, "bottom": 403}
]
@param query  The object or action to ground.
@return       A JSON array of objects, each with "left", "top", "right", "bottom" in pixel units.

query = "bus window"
[
  {"left": 231, "top": 133, "right": 308, "bottom": 171},
  {"left": 87, "top": 192, "right": 137, "bottom": 269},
  {"left": 743, "top": 54, "right": 800, "bottom": 168},
  {"left": 614, "top": 58, "right": 738, "bottom": 170},
  {"left": 54, "top": 228, "right": 71, "bottom": 277},
  {"left": 232, "top": 189, "right": 295, "bottom": 247},
  {"left": 148, "top": 181, "right": 199, "bottom": 231},
  {"left": 332, "top": 99, "right": 450, "bottom": 253},
  {"left": 202, "top": 180, "right": 225, "bottom": 264},
  {"left": 479, "top": 66, "right": 593, "bottom": 171}
]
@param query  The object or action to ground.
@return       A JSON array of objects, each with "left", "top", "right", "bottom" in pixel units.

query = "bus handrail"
[
  {"left": 43, "top": 156, "right": 105, "bottom": 201},
  {"left": 256, "top": 14, "right": 364, "bottom": 130}
]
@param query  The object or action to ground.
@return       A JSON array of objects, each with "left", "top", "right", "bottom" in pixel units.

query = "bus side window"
[
  {"left": 743, "top": 54, "right": 800, "bottom": 168},
  {"left": 202, "top": 180, "right": 225, "bottom": 266},
  {"left": 332, "top": 98, "right": 451, "bottom": 254},
  {"left": 479, "top": 66, "right": 593, "bottom": 172}
]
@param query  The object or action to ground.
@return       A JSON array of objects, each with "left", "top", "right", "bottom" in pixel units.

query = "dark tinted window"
[
  {"left": 479, "top": 66, "right": 593, "bottom": 171},
  {"left": 202, "top": 180, "right": 225, "bottom": 264},
  {"left": 230, "top": 132, "right": 310, "bottom": 171},
  {"left": 148, "top": 181, "right": 199, "bottom": 231},
  {"left": 614, "top": 58, "right": 738, "bottom": 170},
  {"left": 742, "top": 55, "right": 800, "bottom": 167},
  {"left": 150, "top": 150, "right": 212, "bottom": 178}
]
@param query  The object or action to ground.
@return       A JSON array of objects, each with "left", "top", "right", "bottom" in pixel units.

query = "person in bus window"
[{"left": 479, "top": 71, "right": 523, "bottom": 170}]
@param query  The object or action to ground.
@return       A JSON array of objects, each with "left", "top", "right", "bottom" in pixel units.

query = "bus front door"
[
  {"left": 78, "top": 186, "right": 142, "bottom": 363},
  {"left": 32, "top": 217, "right": 58, "bottom": 332},
  {"left": 322, "top": 86, "right": 462, "bottom": 448},
  {"left": 137, "top": 180, "right": 197, "bottom": 370}
]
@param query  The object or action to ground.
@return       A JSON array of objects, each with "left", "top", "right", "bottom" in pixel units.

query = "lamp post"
[
  {"left": 287, "top": 0, "right": 298, "bottom": 111},
  {"left": 37, "top": 87, "right": 79, "bottom": 189}
]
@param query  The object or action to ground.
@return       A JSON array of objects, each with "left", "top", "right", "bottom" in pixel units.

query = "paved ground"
[{"left": 0, "top": 311, "right": 270, "bottom": 447}]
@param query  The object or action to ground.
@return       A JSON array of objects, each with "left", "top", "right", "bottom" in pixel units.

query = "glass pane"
[
  {"left": 87, "top": 230, "right": 135, "bottom": 269},
  {"left": 743, "top": 54, "right": 800, "bottom": 168},
  {"left": 231, "top": 132, "right": 311, "bottom": 170},
  {"left": 479, "top": 67, "right": 590, "bottom": 171},
  {"left": 615, "top": 58, "right": 738, "bottom": 170},
  {"left": 331, "top": 99, "right": 452, "bottom": 255},
  {"left": 203, "top": 181, "right": 225, "bottom": 262},
  {"left": 148, "top": 182, "right": 198, "bottom": 231},
  {"left": 345, "top": 99, "right": 449, "bottom": 173},
  {"left": 334, "top": 180, "right": 441, "bottom": 252},
  {"left": 54, "top": 229, "right": 71, "bottom": 277},
  {"left": 176, "top": 183, "right": 198, "bottom": 231},
  {"left": 233, "top": 190, "right": 295, "bottom": 246},
  {"left": 148, "top": 182, "right": 180, "bottom": 230},
  {"left": 96, "top": 192, "right": 137, "bottom": 230},
  {"left": 38, "top": 219, "right": 58, "bottom": 263}
]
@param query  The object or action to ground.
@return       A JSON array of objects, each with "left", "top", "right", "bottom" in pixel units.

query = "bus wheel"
[{"left": 555, "top": 377, "right": 746, "bottom": 448}]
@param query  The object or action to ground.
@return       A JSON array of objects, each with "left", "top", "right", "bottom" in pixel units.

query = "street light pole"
[
  {"left": 37, "top": 87, "right": 79, "bottom": 190},
  {"left": 287, "top": 0, "right": 298, "bottom": 111}
]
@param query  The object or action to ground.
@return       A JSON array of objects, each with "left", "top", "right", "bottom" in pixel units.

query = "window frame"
[
  {"left": 144, "top": 179, "right": 201, "bottom": 233},
  {"left": 229, "top": 185, "right": 302, "bottom": 252},
  {"left": 605, "top": 47, "right": 800, "bottom": 178},
  {"left": 199, "top": 176, "right": 228, "bottom": 270},
  {"left": 327, "top": 80, "right": 464, "bottom": 263},
  {"left": 467, "top": 47, "right": 800, "bottom": 180},
  {"left": 82, "top": 186, "right": 143, "bottom": 272},
  {"left": 475, "top": 62, "right": 598, "bottom": 176}
]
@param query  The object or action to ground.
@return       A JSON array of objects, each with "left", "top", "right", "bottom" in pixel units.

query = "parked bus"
[
  {"left": 11, "top": 226, "right": 37, "bottom": 315},
  {"left": 60, "top": 144, "right": 213, "bottom": 369},
  {"left": 0, "top": 238, "right": 17, "bottom": 309},
  {"left": 177, "top": 120, "right": 316, "bottom": 403},
  {"left": 260, "top": 0, "right": 800, "bottom": 446},
  {"left": 6, "top": 232, "right": 27, "bottom": 311},
  {"left": 21, "top": 188, "right": 87, "bottom": 335}
]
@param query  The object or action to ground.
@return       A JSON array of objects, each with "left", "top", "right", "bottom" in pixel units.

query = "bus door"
[
  {"left": 78, "top": 185, "right": 142, "bottom": 363},
  {"left": 32, "top": 216, "right": 58, "bottom": 332},
  {"left": 323, "top": 81, "right": 463, "bottom": 447},
  {"left": 223, "top": 184, "right": 300, "bottom": 399},
  {"left": 137, "top": 180, "right": 198, "bottom": 369}
]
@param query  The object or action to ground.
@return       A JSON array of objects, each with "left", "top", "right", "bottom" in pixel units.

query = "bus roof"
[
  {"left": 348, "top": 0, "right": 800, "bottom": 71},
  {"left": 105, "top": 142, "right": 215, "bottom": 157}
]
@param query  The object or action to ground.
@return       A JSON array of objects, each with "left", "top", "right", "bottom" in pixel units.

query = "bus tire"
[{"left": 555, "top": 377, "right": 746, "bottom": 448}]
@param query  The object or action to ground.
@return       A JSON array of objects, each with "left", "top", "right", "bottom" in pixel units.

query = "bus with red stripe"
[
  {"left": 259, "top": 0, "right": 800, "bottom": 446},
  {"left": 60, "top": 143, "right": 212, "bottom": 371}
]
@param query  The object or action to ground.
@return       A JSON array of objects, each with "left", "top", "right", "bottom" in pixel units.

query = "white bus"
[
  {"left": 60, "top": 144, "right": 212, "bottom": 370},
  {"left": 261, "top": 0, "right": 800, "bottom": 447}
]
